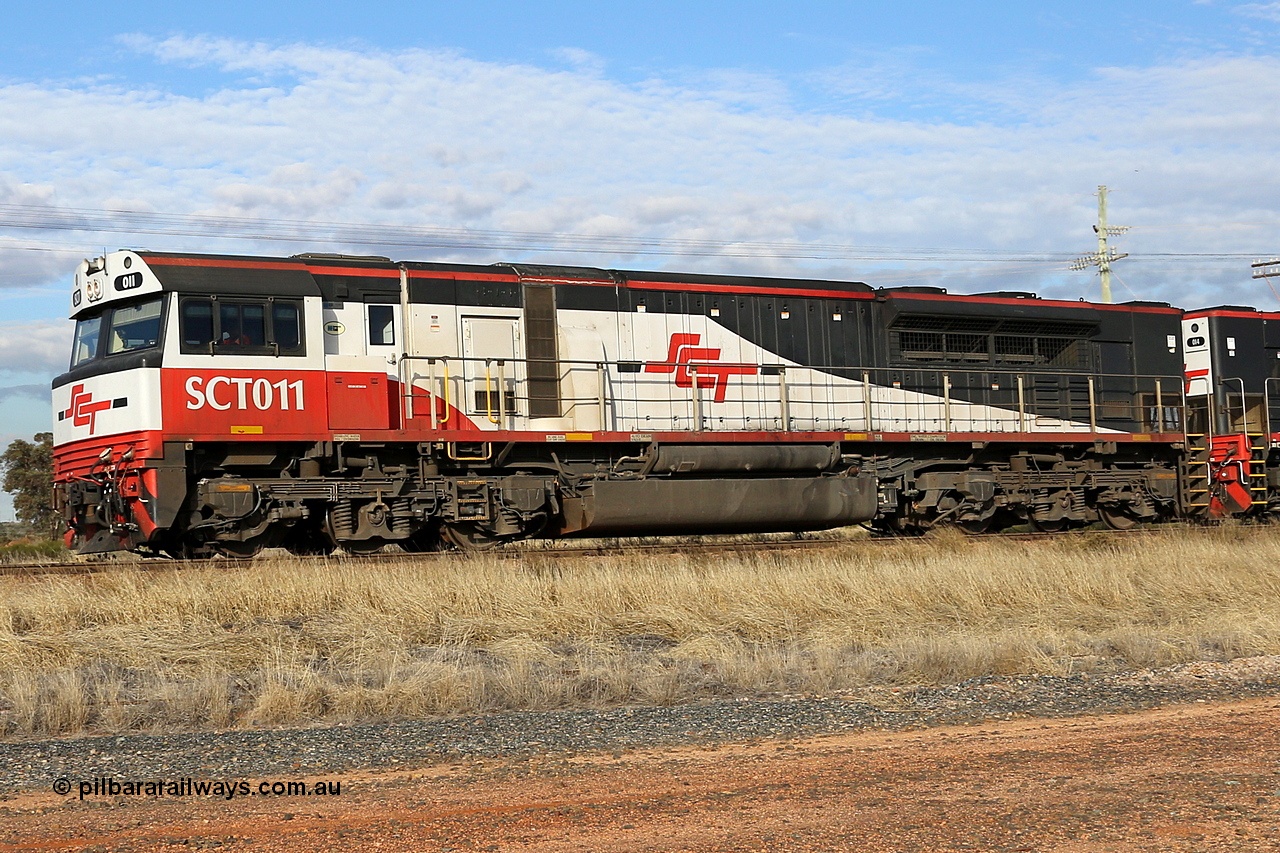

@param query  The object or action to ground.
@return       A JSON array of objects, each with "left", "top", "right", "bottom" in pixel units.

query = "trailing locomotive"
[{"left": 49, "top": 250, "right": 1271, "bottom": 556}]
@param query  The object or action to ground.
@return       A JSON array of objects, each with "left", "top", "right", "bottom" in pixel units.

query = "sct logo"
[
  {"left": 185, "top": 376, "right": 305, "bottom": 411},
  {"left": 644, "top": 333, "right": 758, "bottom": 402},
  {"left": 60, "top": 384, "right": 123, "bottom": 434}
]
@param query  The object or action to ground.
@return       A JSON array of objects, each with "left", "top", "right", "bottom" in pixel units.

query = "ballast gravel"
[{"left": 3, "top": 655, "right": 1278, "bottom": 793}]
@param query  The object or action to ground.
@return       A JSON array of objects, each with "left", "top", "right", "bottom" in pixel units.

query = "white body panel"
[
  {"left": 396, "top": 305, "right": 1115, "bottom": 435},
  {"left": 70, "top": 252, "right": 164, "bottom": 319},
  {"left": 53, "top": 368, "right": 163, "bottom": 445},
  {"left": 1183, "top": 316, "right": 1212, "bottom": 397}
]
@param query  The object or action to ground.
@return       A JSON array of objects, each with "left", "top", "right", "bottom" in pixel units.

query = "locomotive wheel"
[
  {"left": 1098, "top": 505, "right": 1140, "bottom": 531},
  {"left": 163, "top": 536, "right": 200, "bottom": 560},
  {"left": 957, "top": 517, "right": 993, "bottom": 535},
  {"left": 440, "top": 523, "right": 500, "bottom": 550},
  {"left": 1030, "top": 516, "right": 1069, "bottom": 533},
  {"left": 340, "top": 538, "right": 388, "bottom": 555},
  {"left": 283, "top": 517, "right": 337, "bottom": 556},
  {"left": 400, "top": 527, "right": 443, "bottom": 553},
  {"left": 284, "top": 536, "right": 337, "bottom": 557},
  {"left": 211, "top": 538, "right": 266, "bottom": 559},
  {"left": 986, "top": 508, "right": 1023, "bottom": 534}
]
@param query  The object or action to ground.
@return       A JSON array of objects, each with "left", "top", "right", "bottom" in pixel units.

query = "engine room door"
[
  {"left": 461, "top": 316, "right": 520, "bottom": 425},
  {"left": 326, "top": 302, "right": 402, "bottom": 431}
]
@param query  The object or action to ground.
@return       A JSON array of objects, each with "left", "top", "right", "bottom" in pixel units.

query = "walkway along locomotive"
[{"left": 50, "top": 250, "right": 1276, "bottom": 556}]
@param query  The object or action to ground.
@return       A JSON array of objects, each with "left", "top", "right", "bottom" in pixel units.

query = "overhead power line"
[
  {"left": 0, "top": 202, "right": 1270, "bottom": 268},
  {"left": 0, "top": 203, "right": 1079, "bottom": 263}
]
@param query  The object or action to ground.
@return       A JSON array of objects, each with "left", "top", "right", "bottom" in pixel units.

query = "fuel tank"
[
  {"left": 645, "top": 443, "right": 840, "bottom": 474},
  {"left": 558, "top": 474, "right": 877, "bottom": 537}
]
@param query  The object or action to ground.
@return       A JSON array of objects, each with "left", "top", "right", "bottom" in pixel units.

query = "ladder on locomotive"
[
  {"left": 1185, "top": 380, "right": 1271, "bottom": 516},
  {"left": 1241, "top": 381, "right": 1270, "bottom": 509},
  {"left": 1247, "top": 432, "right": 1269, "bottom": 506},
  {"left": 1182, "top": 395, "right": 1213, "bottom": 516}
]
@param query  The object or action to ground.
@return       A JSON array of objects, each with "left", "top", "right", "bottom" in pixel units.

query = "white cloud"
[
  {"left": 0, "top": 319, "right": 73, "bottom": 378},
  {"left": 210, "top": 164, "right": 365, "bottom": 216},
  {"left": 0, "top": 383, "right": 46, "bottom": 401},
  {"left": 548, "top": 47, "right": 607, "bottom": 77},
  {"left": 0, "top": 320, "right": 67, "bottom": 483},
  {"left": 1234, "top": 2, "right": 1280, "bottom": 22}
]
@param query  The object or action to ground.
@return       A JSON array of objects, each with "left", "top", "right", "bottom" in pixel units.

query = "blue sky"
[
  {"left": 5, "top": 3, "right": 1268, "bottom": 121},
  {"left": 3, "top": 0, "right": 1280, "bottom": 517},
  {"left": 3, "top": 2, "right": 1262, "bottom": 84}
]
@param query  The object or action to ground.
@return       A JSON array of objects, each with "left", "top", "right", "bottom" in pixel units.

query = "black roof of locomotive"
[
  {"left": 1193, "top": 304, "right": 1259, "bottom": 313},
  {"left": 140, "top": 251, "right": 876, "bottom": 297},
  {"left": 140, "top": 252, "right": 321, "bottom": 296},
  {"left": 136, "top": 251, "right": 1178, "bottom": 314},
  {"left": 614, "top": 267, "right": 873, "bottom": 294}
]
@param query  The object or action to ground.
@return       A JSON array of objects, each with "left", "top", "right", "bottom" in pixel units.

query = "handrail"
[
  {"left": 1265, "top": 377, "right": 1280, "bottom": 441},
  {"left": 596, "top": 362, "right": 607, "bottom": 430},
  {"left": 1220, "top": 377, "right": 1249, "bottom": 436},
  {"left": 484, "top": 360, "right": 499, "bottom": 424},
  {"left": 394, "top": 353, "right": 1181, "bottom": 384},
  {"left": 498, "top": 360, "right": 507, "bottom": 424},
  {"left": 1016, "top": 375, "right": 1026, "bottom": 431},
  {"left": 421, "top": 357, "right": 451, "bottom": 429},
  {"left": 1155, "top": 378, "right": 1163, "bottom": 432},
  {"left": 393, "top": 353, "right": 1185, "bottom": 436},
  {"left": 1088, "top": 376, "right": 1097, "bottom": 433}
]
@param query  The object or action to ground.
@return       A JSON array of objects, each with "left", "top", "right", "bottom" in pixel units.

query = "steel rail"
[{"left": 0, "top": 524, "right": 1228, "bottom": 581}]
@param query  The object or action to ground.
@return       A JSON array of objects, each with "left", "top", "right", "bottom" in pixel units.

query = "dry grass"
[
  {"left": 0, "top": 537, "right": 67, "bottom": 564},
  {"left": 3, "top": 525, "right": 1280, "bottom": 738}
]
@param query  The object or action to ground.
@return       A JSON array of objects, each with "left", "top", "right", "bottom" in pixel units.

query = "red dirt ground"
[{"left": 3, "top": 697, "right": 1278, "bottom": 852}]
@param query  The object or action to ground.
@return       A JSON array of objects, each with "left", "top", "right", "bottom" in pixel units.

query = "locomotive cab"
[
  {"left": 53, "top": 254, "right": 169, "bottom": 552},
  {"left": 52, "top": 251, "right": 328, "bottom": 554}
]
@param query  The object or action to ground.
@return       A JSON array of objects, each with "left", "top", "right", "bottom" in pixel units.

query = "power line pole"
[
  {"left": 1250, "top": 258, "right": 1280, "bottom": 305},
  {"left": 1070, "top": 185, "right": 1130, "bottom": 303}
]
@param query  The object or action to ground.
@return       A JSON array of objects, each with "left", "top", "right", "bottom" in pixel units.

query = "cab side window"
[
  {"left": 219, "top": 303, "right": 266, "bottom": 346},
  {"left": 181, "top": 301, "right": 214, "bottom": 348},
  {"left": 273, "top": 303, "right": 301, "bottom": 350},
  {"left": 368, "top": 304, "right": 395, "bottom": 346},
  {"left": 179, "top": 298, "right": 306, "bottom": 355}
]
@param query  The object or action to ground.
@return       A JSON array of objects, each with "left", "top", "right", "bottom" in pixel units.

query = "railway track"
[{"left": 0, "top": 524, "right": 1190, "bottom": 580}]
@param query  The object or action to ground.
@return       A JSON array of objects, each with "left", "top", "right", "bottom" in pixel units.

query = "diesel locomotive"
[{"left": 50, "top": 250, "right": 1277, "bottom": 556}]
